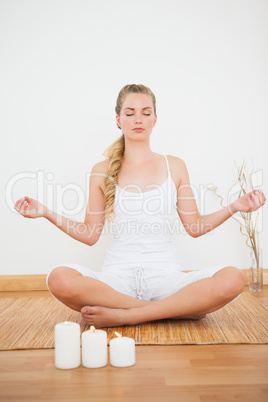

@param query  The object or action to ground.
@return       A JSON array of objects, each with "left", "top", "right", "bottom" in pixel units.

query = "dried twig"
[{"left": 208, "top": 160, "right": 260, "bottom": 270}]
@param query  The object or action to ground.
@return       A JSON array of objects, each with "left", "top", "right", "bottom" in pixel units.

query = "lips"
[{"left": 134, "top": 128, "right": 144, "bottom": 132}]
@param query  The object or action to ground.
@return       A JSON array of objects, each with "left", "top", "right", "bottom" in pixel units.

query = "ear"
[
  {"left": 116, "top": 115, "right": 121, "bottom": 129},
  {"left": 153, "top": 114, "right": 157, "bottom": 126}
]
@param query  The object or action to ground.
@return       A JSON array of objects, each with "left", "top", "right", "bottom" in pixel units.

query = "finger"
[
  {"left": 248, "top": 194, "right": 255, "bottom": 210},
  {"left": 19, "top": 200, "right": 29, "bottom": 214},
  {"left": 23, "top": 196, "right": 32, "bottom": 203},
  {"left": 22, "top": 200, "right": 31, "bottom": 212},
  {"left": 252, "top": 190, "right": 260, "bottom": 198},
  {"left": 253, "top": 193, "right": 261, "bottom": 205},
  {"left": 257, "top": 190, "right": 266, "bottom": 204},
  {"left": 14, "top": 198, "right": 23, "bottom": 208},
  {"left": 15, "top": 198, "right": 25, "bottom": 211},
  {"left": 18, "top": 202, "right": 26, "bottom": 215},
  {"left": 21, "top": 200, "right": 28, "bottom": 209},
  {"left": 251, "top": 194, "right": 262, "bottom": 211},
  {"left": 15, "top": 205, "right": 26, "bottom": 216},
  {"left": 20, "top": 201, "right": 32, "bottom": 217}
]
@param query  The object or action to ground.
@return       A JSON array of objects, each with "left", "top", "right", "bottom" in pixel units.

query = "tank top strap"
[{"left": 164, "top": 155, "right": 171, "bottom": 176}]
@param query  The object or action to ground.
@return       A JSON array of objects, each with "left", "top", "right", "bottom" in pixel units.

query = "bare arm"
[
  {"left": 14, "top": 162, "right": 106, "bottom": 246},
  {"left": 175, "top": 158, "right": 266, "bottom": 238}
]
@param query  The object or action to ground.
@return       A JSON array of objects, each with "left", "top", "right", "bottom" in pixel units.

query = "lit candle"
[
  {"left": 109, "top": 331, "right": 135, "bottom": 367},
  {"left": 54, "top": 321, "right": 81, "bottom": 369},
  {"left": 82, "top": 326, "right": 107, "bottom": 368}
]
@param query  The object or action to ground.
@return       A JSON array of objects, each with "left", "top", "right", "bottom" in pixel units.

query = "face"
[{"left": 116, "top": 93, "right": 157, "bottom": 138}]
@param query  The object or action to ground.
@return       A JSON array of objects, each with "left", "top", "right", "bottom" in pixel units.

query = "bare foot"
[
  {"left": 170, "top": 314, "right": 207, "bottom": 320},
  {"left": 81, "top": 305, "right": 207, "bottom": 328},
  {"left": 81, "top": 306, "right": 129, "bottom": 328}
]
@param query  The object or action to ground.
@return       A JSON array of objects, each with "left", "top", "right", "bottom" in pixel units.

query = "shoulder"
[
  {"left": 90, "top": 159, "right": 110, "bottom": 194},
  {"left": 91, "top": 158, "right": 110, "bottom": 174},
  {"left": 166, "top": 155, "right": 186, "bottom": 167},
  {"left": 166, "top": 155, "right": 189, "bottom": 188},
  {"left": 166, "top": 155, "right": 188, "bottom": 173}
]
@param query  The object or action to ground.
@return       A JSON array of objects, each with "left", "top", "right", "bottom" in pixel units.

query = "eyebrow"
[{"left": 123, "top": 107, "right": 152, "bottom": 111}]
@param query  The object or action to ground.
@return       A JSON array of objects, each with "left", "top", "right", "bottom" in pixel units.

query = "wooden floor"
[{"left": 0, "top": 286, "right": 268, "bottom": 402}]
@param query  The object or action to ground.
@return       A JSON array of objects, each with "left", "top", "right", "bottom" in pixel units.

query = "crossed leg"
[
  {"left": 47, "top": 266, "right": 151, "bottom": 311},
  {"left": 47, "top": 266, "right": 245, "bottom": 328},
  {"left": 79, "top": 266, "right": 245, "bottom": 328}
]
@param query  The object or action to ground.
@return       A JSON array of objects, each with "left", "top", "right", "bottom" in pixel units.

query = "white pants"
[{"left": 46, "top": 262, "right": 233, "bottom": 304}]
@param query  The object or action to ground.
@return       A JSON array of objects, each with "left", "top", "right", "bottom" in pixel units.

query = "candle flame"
[
  {"left": 114, "top": 331, "right": 122, "bottom": 337},
  {"left": 90, "top": 325, "right": 96, "bottom": 332}
]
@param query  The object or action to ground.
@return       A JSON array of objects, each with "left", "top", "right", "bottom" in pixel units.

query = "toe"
[
  {"left": 82, "top": 316, "right": 92, "bottom": 324},
  {"left": 81, "top": 306, "right": 92, "bottom": 314}
]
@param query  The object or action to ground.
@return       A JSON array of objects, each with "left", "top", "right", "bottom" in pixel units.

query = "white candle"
[
  {"left": 82, "top": 326, "right": 107, "bottom": 368},
  {"left": 54, "top": 321, "right": 81, "bottom": 369},
  {"left": 109, "top": 332, "right": 135, "bottom": 367}
]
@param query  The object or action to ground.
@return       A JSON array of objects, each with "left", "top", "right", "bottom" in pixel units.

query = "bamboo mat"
[{"left": 0, "top": 291, "right": 267, "bottom": 350}]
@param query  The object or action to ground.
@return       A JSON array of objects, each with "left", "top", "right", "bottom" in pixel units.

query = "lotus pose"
[{"left": 14, "top": 84, "right": 266, "bottom": 328}]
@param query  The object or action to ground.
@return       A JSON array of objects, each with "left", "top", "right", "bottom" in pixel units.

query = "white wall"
[{"left": 1, "top": 0, "right": 267, "bottom": 275}]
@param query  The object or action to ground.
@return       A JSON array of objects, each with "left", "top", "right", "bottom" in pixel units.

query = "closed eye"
[{"left": 126, "top": 114, "right": 151, "bottom": 116}]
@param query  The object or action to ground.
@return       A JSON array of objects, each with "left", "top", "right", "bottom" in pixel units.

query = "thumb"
[
  {"left": 23, "top": 196, "right": 32, "bottom": 203},
  {"left": 248, "top": 194, "right": 254, "bottom": 208}
]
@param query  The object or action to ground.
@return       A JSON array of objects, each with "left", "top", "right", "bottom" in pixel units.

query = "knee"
[
  {"left": 218, "top": 267, "right": 246, "bottom": 301},
  {"left": 47, "top": 267, "right": 78, "bottom": 299}
]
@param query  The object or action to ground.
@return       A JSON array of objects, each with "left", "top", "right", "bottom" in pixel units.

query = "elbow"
[
  {"left": 183, "top": 216, "right": 211, "bottom": 238},
  {"left": 86, "top": 240, "right": 94, "bottom": 247},
  {"left": 86, "top": 234, "right": 98, "bottom": 247},
  {"left": 83, "top": 222, "right": 99, "bottom": 246},
  {"left": 188, "top": 231, "right": 201, "bottom": 239},
  {"left": 187, "top": 226, "right": 212, "bottom": 238},
  {"left": 182, "top": 221, "right": 201, "bottom": 238},
  {"left": 85, "top": 238, "right": 97, "bottom": 247}
]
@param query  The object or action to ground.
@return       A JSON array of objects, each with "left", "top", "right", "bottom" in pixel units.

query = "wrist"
[
  {"left": 228, "top": 202, "right": 238, "bottom": 215},
  {"left": 43, "top": 207, "right": 52, "bottom": 219}
]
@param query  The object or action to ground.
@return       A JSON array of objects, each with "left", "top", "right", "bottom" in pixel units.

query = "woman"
[{"left": 14, "top": 84, "right": 266, "bottom": 328}]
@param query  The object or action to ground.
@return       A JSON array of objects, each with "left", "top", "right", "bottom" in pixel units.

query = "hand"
[
  {"left": 230, "top": 189, "right": 266, "bottom": 214},
  {"left": 14, "top": 196, "right": 47, "bottom": 219}
]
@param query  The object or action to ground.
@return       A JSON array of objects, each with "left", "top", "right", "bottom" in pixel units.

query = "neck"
[{"left": 123, "top": 138, "right": 154, "bottom": 164}]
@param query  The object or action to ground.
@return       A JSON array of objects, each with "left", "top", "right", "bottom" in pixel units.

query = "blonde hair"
[{"left": 102, "top": 84, "right": 156, "bottom": 224}]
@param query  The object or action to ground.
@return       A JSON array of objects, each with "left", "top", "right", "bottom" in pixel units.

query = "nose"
[{"left": 135, "top": 114, "right": 142, "bottom": 124}]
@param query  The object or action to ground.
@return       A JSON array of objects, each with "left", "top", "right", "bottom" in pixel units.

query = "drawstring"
[{"left": 130, "top": 267, "right": 149, "bottom": 299}]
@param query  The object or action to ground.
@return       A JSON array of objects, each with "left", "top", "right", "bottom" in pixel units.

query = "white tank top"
[{"left": 102, "top": 155, "right": 181, "bottom": 269}]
